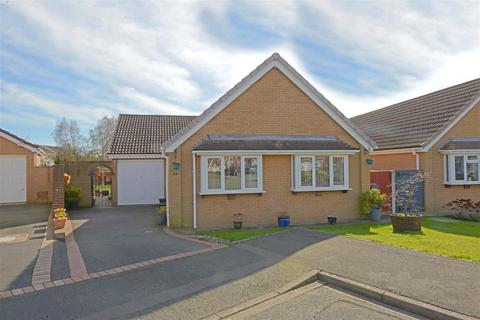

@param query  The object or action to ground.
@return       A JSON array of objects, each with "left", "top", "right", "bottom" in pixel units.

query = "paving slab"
[{"left": 0, "top": 204, "right": 50, "bottom": 291}]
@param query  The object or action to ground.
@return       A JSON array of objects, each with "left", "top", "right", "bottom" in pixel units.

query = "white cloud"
[{"left": 0, "top": 0, "right": 479, "bottom": 136}]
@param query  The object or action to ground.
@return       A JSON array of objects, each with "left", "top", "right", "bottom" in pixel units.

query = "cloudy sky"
[{"left": 1, "top": 0, "right": 479, "bottom": 145}]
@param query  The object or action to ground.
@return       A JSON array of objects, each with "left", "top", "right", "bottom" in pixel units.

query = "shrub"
[
  {"left": 65, "top": 186, "right": 82, "bottom": 204},
  {"left": 359, "top": 189, "right": 387, "bottom": 216},
  {"left": 443, "top": 199, "right": 478, "bottom": 217}
]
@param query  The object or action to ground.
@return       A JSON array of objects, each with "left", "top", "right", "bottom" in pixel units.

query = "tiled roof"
[
  {"left": 439, "top": 138, "right": 480, "bottom": 151},
  {"left": 350, "top": 79, "right": 480, "bottom": 150},
  {"left": 193, "top": 135, "right": 358, "bottom": 151},
  {"left": 108, "top": 114, "right": 197, "bottom": 154}
]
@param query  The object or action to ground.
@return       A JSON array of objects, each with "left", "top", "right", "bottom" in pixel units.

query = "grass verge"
[
  {"left": 306, "top": 217, "right": 480, "bottom": 262},
  {"left": 197, "top": 227, "right": 286, "bottom": 242}
]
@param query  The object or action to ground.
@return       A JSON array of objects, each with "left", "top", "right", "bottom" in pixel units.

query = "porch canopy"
[
  {"left": 439, "top": 138, "right": 480, "bottom": 151},
  {"left": 193, "top": 135, "right": 359, "bottom": 152}
]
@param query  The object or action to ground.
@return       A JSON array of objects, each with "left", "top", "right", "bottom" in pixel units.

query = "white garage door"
[
  {"left": 117, "top": 159, "right": 165, "bottom": 205},
  {"left": 0, "top": 156, "right": 27, "bottom": 203}
]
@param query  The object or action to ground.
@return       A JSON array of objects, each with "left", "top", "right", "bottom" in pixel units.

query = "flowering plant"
[
  {"left": 232, "top": 212, "right": 243, "bottom": 222},
  {"left": 53, "top": 208, "right": 68, "bottom": 221}
]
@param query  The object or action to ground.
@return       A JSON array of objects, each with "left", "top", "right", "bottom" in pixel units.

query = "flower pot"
[
  {"left": 53, "top": 219, "right": 66, "bottom": 229},
  {"left": 327, "top": 216, "right": 337, "bottom": 225},
  {"left": 391, "top": 214, "right": 422, "bottom": 232},
  {"left": 370, "top": 209, "right": 382, "bottom": 221},
  {"left": 233, "top": 221, "right": 243, "bottom": 230},
  {"left": 277, "top": 216, "right": 290, "bottom": 227}
]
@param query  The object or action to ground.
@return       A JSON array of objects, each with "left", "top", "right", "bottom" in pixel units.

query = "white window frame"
[
  {"left": 200, "top": 155, "right": 263, "bottom": 194},
  {"left": 293, "top": 154, "right": 349, "bottom": 191},
  {"left": 443, "top": 152, "right": 480, "bottom": 185}
]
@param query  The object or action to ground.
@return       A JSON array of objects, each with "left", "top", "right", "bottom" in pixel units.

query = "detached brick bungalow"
[
  {"left": 351, "top": 79, "right": 480, "bottom": 212},
  {"left": 108, "top": 53, "right": 376, "bottom": 228}
]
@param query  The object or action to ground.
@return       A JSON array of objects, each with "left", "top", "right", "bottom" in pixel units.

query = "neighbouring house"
[
  {"left": 0, "top": 128, "right": 53, "bottom": 204},
  {"left": 351, "top": 79, "right": 480, "bottom": 213},
  {"left": 108, "top": 53, "right": 375, "bottom": 228}
]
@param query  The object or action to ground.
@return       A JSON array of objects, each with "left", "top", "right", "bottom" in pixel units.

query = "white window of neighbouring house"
[
  {"left": 201, "top": 155, "right": 263, "bottom": 194},
  {"left": 293, "top": 155, "right": 349, "bottom": 191},
  {"left": 444, "top": 153, "right": 480, "bottom": 184}
]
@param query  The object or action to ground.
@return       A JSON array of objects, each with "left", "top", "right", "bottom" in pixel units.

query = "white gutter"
[
  {"left": 371, "top": 147, "right": 422, "bottom": 155},
  {"left": 192, "top": 153, "right": 197, "bottom": 229},
  {"left": 413, "top": 151, "right": 420, "bottom": 170}
]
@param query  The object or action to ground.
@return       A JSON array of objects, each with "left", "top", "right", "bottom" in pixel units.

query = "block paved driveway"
[
  {"left": 0, "top": 204, "right": 50, "bottom": 291},
  {"left": 69, "top": 206, "right": 206, "bottom": 274}
]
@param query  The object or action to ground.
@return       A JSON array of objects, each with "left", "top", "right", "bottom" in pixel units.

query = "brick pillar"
[{"left": 52, "top": 164, "right": 65, "bottom": 209}]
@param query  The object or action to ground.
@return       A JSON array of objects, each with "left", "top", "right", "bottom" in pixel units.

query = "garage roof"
[
  {"left": 0, "top": 128, "right": 40, "bottom": 153},
  {"left": 108, "top": 114, "right": 197, "bottom": 155}
]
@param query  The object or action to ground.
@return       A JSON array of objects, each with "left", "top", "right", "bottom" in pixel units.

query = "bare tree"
[
  {"left": 89, "top": 115, "right": 117, "bottom": 160},
  {"left": 52, "top": 118, "right": 85, "bottom": 162}
]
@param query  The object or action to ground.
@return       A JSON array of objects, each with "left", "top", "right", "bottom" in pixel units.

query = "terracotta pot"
[
  {"left": 53, "top": 219, "right": 66, "bottom": 229},
  {"left": 391, "top": 214, "right": 422, "bottom": 232}
]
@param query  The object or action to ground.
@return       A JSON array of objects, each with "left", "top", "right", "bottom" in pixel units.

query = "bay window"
[
  {"left": 293, "top": 155, "right": 349, "bottom": 191},
  {"left": 200, "top": 155, "right": 263, "bottom": 194},
  {"left": 444, "top": 153, "right": 480, "bottom": 184}
]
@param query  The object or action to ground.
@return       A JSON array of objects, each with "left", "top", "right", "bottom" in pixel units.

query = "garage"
[
  {"left": 0, "top": 156, "right": 27, "bottom": 204},
  {"left": 117, "top": 159, "right": 165, "bottom": 205}
]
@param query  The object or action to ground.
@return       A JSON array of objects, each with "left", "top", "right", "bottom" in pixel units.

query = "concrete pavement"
[{"left": 0, "top": 204, "right": 50, "bottom": 290}]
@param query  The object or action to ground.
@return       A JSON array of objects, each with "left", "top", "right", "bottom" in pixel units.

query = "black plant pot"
[
  {"left": 233, "top": 221, "right": 243, "bottom": 230},
  {"left": 327, "top": 216, "right": 337, "bottom": 225}
]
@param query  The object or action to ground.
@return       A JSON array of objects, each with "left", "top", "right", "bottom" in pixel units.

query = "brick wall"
[
  {"left": 370, "top": 153, "right": 417, "bottom": 171},
  {"left": 421, "top": 102, "right": 480, "bottom": 212},
  {"left": 52, "top": 164, "right": 65, "bottom": 209},
  {"left": 167, "top": 68, "right": 370, "bottom": 228}
]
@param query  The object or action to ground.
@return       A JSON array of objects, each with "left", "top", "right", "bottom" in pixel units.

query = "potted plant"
[
  {"left": 53, "top": 208, "right": 68, "bottom": 229},
  {"left": 233, "top": 212, "right": 243, "bottom": 229},
  {"left": 65, "top": 186, "right": 82, "bottom": 210},
  {"left": 277, "top": 214, "right": 290, "bottom": 227},
  {"left": 360, "top": 189, "right": 387, "bottom": 221},
  {"left": 391, "top": 172, "right": 423, "bottom": 232}
]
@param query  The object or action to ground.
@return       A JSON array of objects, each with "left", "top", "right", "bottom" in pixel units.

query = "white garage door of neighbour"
[
  {"left": 0, "top": 156, "right": 27, "bottom": 203},
  {"left": 117, "top": 159, "right": 165, "bottom": 205}
]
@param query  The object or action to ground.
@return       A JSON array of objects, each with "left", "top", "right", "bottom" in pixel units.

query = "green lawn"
[
  {"left": 197, "top": 228, "right": 285, "bottom": 242},
  {"left": 307, "top": 217, "right": 480, "bottom": 262}
]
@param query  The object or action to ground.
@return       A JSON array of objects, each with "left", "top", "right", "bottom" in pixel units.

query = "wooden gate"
[{"left": 370, "top": 171, "right": 393, "bottom": 212}]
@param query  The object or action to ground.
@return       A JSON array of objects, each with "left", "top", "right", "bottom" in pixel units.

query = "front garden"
[{"left": 307, "top": 217, "right": 480, "bottom": 262}]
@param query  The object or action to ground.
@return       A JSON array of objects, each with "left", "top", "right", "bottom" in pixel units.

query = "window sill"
[
  {"left": 199, "top": 190, "right": 266, "bottom": 196},
  {"left": 444, "top": 182, "right": 480, "bottom": 186},
  {"left": 291, "top": 188, "right": 352, "bottom": 193}
]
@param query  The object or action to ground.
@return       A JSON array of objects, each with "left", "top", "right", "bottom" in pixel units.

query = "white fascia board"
[
  {"left": 107, "top": 154, "right": 165, "bottom": 159},
  {"left": 371, "top": 148, "right": 423, "bottom": 155},
  {"left": 439, "top": 150, "right": 480, "bottom": 154},
  {"left": 422, "top": 95, "right": 480, "bottom": 152},
  {"left": 274, "top": 61, "right": 376, "bottom": 151},
  {"left": 0, "top": 132, "right": 39, "bottom": 153},
  {"left": 164, "top": 55, "right": 375, "bottom": 153},
  {"left": 192, "top": 150, "right": 359, "bottom": 155}
]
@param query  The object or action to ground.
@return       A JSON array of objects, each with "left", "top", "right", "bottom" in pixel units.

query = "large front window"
[
  {"left": 201, "top": 155, "right": 263, "bottom": 194},
  {"left": 293, "top": 155, "right": 349, "bottom": 191},
  {"left": 444, "top": 153, "right": 480, "bottom": 184}
]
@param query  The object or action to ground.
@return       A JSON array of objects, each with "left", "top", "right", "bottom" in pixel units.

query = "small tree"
[
  {"left": 394, "top": 172, "right": 424, "bottom": 214},
  {"left": 88, "top": 116, "right": 117, "bottom": 160}
]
